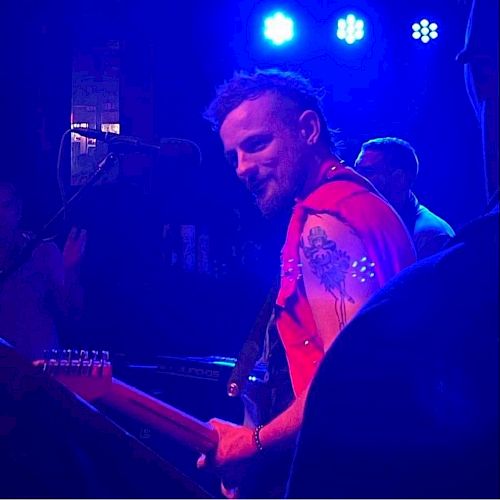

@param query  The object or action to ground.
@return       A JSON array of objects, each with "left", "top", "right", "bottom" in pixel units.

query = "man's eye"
[
  {"left": 250, "top": 141, "right": 267, "bottom": 152},
  {"left": 245, "top": 135, "right": 272, "bottom": 153}
]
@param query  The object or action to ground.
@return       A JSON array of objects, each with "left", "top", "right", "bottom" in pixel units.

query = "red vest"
[{"left": 276, "top": 161, "right": 416, "bottom": 396}]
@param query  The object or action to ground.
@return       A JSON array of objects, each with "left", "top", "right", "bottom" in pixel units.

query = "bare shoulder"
[{"left": 299, "top": 213, "right": 380, "bottom": 349}]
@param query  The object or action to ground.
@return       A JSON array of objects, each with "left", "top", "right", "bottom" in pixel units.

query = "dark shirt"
[{"left": 400, "top": 193, "right": 455, "bottom": 259}]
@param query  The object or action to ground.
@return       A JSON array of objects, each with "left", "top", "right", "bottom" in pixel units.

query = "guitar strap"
[{"left": 226, "top": 273, "right": 281, "bottom": 399}]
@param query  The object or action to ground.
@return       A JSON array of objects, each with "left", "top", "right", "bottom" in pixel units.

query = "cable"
[{"left": 56, "top": 128, "right": 72, "bottom": 222}]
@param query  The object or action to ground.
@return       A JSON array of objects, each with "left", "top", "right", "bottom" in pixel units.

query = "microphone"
[
  {"left": 71, "top": 128, "right": 201, "bottom": 164},
  {"left": 72, "top": 128, "right": 159, "bottom": 154}
]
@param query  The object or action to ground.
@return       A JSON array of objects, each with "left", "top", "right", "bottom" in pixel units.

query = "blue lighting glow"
[
  {"left": 412, "top": 19, "right": 439, "bottom": 43},
  {"left": 336, "top": 13, "right": 365, "bottom": 44},
  {"left": 263, "top": 11, "right": 295, "bottom": 46}
]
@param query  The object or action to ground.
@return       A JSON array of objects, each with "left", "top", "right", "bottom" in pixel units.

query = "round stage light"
[
  {"left": 412, "top": 18, "right": 439, "bottom": 43},
  {"left": 336, "top": 13, "right": 365, "bottom": 44},
  {"left": 263, "top": 11, "right": 295, "bottom": 46}
]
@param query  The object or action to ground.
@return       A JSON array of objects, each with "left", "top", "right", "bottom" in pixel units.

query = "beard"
[
  {"left": 255, "top": 164, "right": 308, "bottom": 219},
  {"left": 256, "top": 189, "right": 292, "bottom": 219},
  {"left": 258, "top": 189, "right": 301, "bottom": 221}
]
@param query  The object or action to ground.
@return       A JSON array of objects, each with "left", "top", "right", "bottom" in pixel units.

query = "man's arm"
[
  {"left": 199, "top": 214, "right": 385, "bottom": 486},
  {"left": 44, "top": 228, "right": 87, "bottom": 322},
  {"left": 205, "top": 388, "right": 308, "bottom": 468},
  {"left": 60, "top": 227, "right": 87, "bottom": 320},
  {"left": 300, "top": 213, "right": 380, "bottom": 351}
]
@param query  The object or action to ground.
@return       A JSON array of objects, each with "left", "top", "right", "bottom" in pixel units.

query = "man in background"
[{"left": 355, "top": 137, "right": 455, "bottom": 259}]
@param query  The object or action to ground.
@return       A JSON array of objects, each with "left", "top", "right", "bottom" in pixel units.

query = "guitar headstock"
[{"left": 33, "top": 349, "right": 113, "bottom": 401}]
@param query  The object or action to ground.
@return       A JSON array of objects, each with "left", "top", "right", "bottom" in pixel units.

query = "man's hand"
[
  {"left": 197, "top": 419, "right": 257, "bottom": 498},
  {"left": 206, "top": 418, "right": 257, "bottom": 467},
  {"left": 63, "top": 227, "right": 87, "bottom": 272}
]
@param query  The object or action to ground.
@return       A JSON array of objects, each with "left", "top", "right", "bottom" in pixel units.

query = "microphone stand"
[{"left": 0, "top": 153, "right": 118, "bottom": 285}]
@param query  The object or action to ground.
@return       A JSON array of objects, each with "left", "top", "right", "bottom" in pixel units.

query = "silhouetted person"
[{"left": 0, "top": 180, "right": 86, "bottom": 359}]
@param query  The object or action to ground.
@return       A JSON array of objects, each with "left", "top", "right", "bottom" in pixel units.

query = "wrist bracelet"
[{"left": 253, "top": 424, "right": 265, "bottom": 452}]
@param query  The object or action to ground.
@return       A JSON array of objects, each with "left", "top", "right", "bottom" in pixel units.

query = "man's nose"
[{"left": 235, "top": 153, "right": 258, "bottom": 180}]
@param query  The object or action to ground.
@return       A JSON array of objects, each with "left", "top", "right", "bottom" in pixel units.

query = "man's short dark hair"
[
  {"left": 360, "top": 137, "right": 420, "bottom": 182},
  {"left": 204, "top": 68, "right": 336, "bottom": 150}
]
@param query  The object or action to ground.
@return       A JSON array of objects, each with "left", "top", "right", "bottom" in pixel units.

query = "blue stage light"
[
  {"left": 412, "top": 19, "right": 439, "bottom": 43},
  {"left": 263, "top": 11, "right": 295, "bottom": 46},
  {"left": 336, "top": 13, "right": 365, "bottom": 45}
]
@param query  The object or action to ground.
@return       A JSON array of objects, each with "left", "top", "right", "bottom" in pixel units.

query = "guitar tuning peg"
[
  {"left": 70, "top": 348, "right": 81, "bottom": 374},
  {"left": 90, "top": 349, "right": 102, "bottom": 377},
  {"left": 59, "top": 349, "right": 71, "bottom": 373},
  {"left": 41, "top": 349, "right": 50, "bottom": 372},
  {"left": 47, "top": 349, "right": 59, "bottom": 375},
  {"left": 80, "top": 350, "right": 91, "bottom": 376},
  {"left": 101, "top": 350, "right": 112, "bottom": 378}
]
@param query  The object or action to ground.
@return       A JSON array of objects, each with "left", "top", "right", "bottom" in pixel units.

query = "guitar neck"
[
  {"left": 37, "top": 350, "right": 219, "bottom": 455},
  {"left": 100, "top": 378, "right": 218, "bottom": 454}
]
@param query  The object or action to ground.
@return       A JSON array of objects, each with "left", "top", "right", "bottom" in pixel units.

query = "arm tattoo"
[{"left": 301, "top": 226, "right": 355, "bottom": 329}]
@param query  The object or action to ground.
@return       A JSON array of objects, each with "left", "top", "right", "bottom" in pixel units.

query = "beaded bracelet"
[{"left": 253, "top": 424, "right": 265, "bottom": 452}]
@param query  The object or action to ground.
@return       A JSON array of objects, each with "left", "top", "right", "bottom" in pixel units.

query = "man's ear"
[{"left": 298, "top": 109, "right": 321, "bottom": 145}]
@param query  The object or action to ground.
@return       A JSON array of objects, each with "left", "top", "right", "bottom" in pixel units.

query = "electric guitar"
[{"left": 34, "top": 349, "right": 218, "bottom": 454}]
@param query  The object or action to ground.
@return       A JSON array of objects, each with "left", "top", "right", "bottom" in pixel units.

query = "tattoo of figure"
[{"left": 301, "top": 226, "right": 354, "bottom": 329}]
